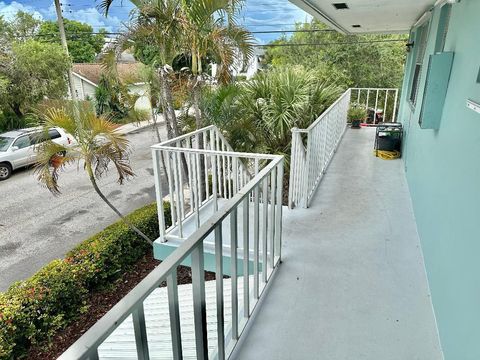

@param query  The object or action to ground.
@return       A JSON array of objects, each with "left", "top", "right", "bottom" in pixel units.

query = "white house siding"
[
  {"left": 72, "top": 75, "right": 97, "bottom": 101},
  {"left": 70, "top": 72, "right": 152, "bottom": 113}
]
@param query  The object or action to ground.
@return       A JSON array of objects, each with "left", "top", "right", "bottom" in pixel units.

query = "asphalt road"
[{"left": 0, "top": 125, "right": 168, "bottom": 291}]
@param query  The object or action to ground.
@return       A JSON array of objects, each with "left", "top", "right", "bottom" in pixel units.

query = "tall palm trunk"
[
  {"left": 158, "top": 67, "right": 189, "bottom": 179},
  {"left": 86, "top": 161, "right": 153, "bottom": 245},
  {"left": 150, "top": 107, "right": 168, "bottom": 176},
  {"left": 192, "top": 78, "right": 206, "bottom": 200},
  {"left": 159, "top": 67, "right": 180, "bottom": 137}
]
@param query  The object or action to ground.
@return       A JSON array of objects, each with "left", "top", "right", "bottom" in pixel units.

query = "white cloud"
[
  {"left": 0, "top": 1, "right": 123, "bottom": 33},
  {"left": 63, "top": 7, "right": 123, "bottom": 32},
  {"left": 0, "top": 1, "right": 43, "bottom": 21}
]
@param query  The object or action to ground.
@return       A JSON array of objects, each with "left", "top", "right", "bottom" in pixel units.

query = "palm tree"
[
  {"left": 102, "top": 0, "right": 183, "bottom": 140},
  {"left": 34, "top": 102, "right": 153, "bottom": 245},
  {"left": 180, "top": 0, "right": 255, "bottom": 129}
]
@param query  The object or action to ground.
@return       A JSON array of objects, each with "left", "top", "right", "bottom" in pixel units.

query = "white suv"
[{"left": 0, "top": 127, "right": 73, "bottom": 180}]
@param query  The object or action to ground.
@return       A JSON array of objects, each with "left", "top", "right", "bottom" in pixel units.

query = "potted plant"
[{"left": 348, "top": 105, "right": 367, "bottom": 129}]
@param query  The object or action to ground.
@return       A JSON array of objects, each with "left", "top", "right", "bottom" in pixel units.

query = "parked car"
[{"left": 0, "top": 127, "right": 73, "bottom": 180}]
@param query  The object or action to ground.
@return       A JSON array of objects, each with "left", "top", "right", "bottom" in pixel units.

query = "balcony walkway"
[{"left": 231, "top": 127, "right": 443, "bottom": 360}]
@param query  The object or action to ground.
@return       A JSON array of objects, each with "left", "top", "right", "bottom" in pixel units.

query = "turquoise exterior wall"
[{"left": 398, "top": 1, "right": 480, "bottom": 359}]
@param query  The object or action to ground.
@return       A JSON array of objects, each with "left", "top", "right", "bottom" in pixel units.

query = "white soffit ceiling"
[{"left": 288, "top": 0, "right": 436, "bottom": 34}]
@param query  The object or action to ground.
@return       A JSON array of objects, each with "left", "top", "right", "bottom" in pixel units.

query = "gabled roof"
[{"left": 72, "top": 63, "right": 144, "bottom": 85}]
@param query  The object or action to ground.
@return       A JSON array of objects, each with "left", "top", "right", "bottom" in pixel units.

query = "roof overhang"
[
  {"left": 72, "top": 72, "right": 99, "bottom": 87},
  {"left": 288, "top": 0, "right": 442, "bottom": 34}
]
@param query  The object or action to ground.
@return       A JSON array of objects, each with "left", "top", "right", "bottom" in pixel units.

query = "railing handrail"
[
  {"left": 157, "top": 125, "right": 217, "bottom": 146},
  {"left": 151, "top": 144, "right": 279, "bottom": 160},
  {"left": 157, "top": 125, "right": 237, "bottom": 153},
  {"left": 350, "top": 87, "right": 398, "bottom": 91},
  {"left": 59, "top": 151, "right": 283, "bottom": 360}
]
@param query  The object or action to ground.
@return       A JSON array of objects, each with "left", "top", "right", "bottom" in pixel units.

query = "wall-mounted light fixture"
[{"left": 406, "top": 42, "right": 415, "bottom": 52}]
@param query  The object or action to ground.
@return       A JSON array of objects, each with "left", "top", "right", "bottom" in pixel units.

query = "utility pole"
[{"left": 54, "top": 0, "right": 77, "bottom": 101}]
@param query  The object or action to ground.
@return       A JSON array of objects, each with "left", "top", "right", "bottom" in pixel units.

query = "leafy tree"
[
  {"left": 0, "top": 11, "right": 41, "bottom": 45},
  {"left": 202, "top": 66, "right": 343, "bottom": 163},
  {"left": 265, "top": 20, "right": 406, "bottom": 88},
  {"left": 35, "top": 102, "right": 153, "bottom": 244},
  {"left": 38, "top": 19, "right": 106, "bottom": 63},
  {"left": 0, "top": 40, "right": 70, "bottom": 127}
]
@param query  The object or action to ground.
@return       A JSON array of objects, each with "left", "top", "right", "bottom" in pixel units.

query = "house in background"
[
  {"left": 211, "top": 48, "right": 266, "bottom": 80},
  {"left": 70, "top": 62, "right": 152, "bottom": 112}
]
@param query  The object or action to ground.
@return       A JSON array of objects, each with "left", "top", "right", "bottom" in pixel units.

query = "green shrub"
[{"left": 0, "top": 202, "right": 171, "bottom": 359}]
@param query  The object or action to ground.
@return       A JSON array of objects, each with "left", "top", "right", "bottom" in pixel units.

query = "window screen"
[{"left": 409, "top": 22, "right": 430, "bottom": 105}]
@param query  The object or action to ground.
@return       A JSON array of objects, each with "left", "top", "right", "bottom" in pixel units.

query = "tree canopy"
[
  {"left": 0, "top": 12, "right": 104, "bottom": 131},
  {"left": 38, "top": 20, "right": 106, "bottom": 63},
  {"left": 265, "top": 20, "right": 407, "bottom": 89},
  {"left": 0, "top": 40, "right": 70, "bottom": 120}
]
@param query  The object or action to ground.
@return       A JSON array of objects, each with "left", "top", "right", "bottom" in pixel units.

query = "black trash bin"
[{"left": 375, "top": 123, "right": 403, "bottom": 154}]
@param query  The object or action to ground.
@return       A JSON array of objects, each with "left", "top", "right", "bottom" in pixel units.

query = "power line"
[
  {"left": 251, "top": 29, "right": 334, "bottom": 34},
  {"left": 28, "top": 28, "right": 335, "bottom": 37},
  {"left": 256, "top": 38, "right": 408, "bottom": 47}
]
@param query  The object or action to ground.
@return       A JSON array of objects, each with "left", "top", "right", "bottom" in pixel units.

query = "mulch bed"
[{"left": 27, "top": 250, "right": 218, "bottom": 360}]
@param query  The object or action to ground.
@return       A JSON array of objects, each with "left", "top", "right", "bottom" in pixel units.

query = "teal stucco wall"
[{"left": 398, "top": 1, "right": 480, "bottom": 359}]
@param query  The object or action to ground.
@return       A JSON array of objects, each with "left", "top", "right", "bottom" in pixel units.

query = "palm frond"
[
  {"left": 92, "top": 142, "right": 135, "bottom": 184},
  {"left": 34, "top": 141, "right": 77, "bottom": 195},
  {"left": 40, "top": 107, "right": 78, "bottom": 139}
]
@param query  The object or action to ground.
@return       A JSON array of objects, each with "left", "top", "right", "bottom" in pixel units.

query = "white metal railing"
[
  {"left": 350, "top": 88, "right": 399, "bottom": 123},
  {"left": 153, "top": 125, "right": 253, "bottom": 243},
  {"left": 289, "top": 89, "right": 351, "bottom": 209},
  {"left": 59, "top": 126, "right": 284, "bottom": 360},
  {"left": 288, "top": 87, "right": 399, "bottom": 209}
]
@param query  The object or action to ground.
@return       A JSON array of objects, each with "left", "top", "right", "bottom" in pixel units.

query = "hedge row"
[{"left": 0, "top": 202, "right": 171, "bottom": 359}]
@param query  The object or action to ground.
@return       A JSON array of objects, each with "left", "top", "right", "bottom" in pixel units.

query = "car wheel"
[{"left": 0, "top": 163, "right": 12, "bottom": 180}]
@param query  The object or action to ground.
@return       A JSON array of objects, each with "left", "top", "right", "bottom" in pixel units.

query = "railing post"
[
  {"left": 152, "top": 149, "right": 166, "bottom": 242},
  {"left": 243, "top": 196, "right": 250, "bottom": 318},
  {"left": 132, "top": 303, "right": 150, "bottom": 360},
  {"left": 192, "top": 244, "right": 208, "bottom": 360},
  {"left": 392, "top": 89, "right": 399, "bottom": 123},
  {"left": 275, "top": 160, "right": 284, "bottom": 261},
  {"left": 215, "top": 225, "right": 225, "bottom": 360},
  {"left": 230, "top": 208, "right": 239, "bottom": 340},
  {"left": 269, "top": 167, "right": 276, "bottom": 266},
  {"left": 262, "top": 178, "right": 269, "bottom": 282},
  {"left": 253, "top": 161, "right": 260, "bottom": 299},
  {"left": 384, "top": 89, "right": 389, "bottom": 122},
  {"left": 167, "top": 269, "right": 183, "bottom": 360},
  {"left": 288, "top": 128, "right": 298, "bottom": 209},
  {"left": 303, "top": 129, "right": 312, "bottom": 208},
  {"left": 165, "top": 151, "right": 177, "bottom": 229},
  {"left": 87, "top": 348, "right": 99, "bottom": 360}
]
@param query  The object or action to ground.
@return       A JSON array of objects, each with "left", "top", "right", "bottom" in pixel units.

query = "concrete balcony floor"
[{"left": 231, "top": 127, "right": 443, "bottom": 360}]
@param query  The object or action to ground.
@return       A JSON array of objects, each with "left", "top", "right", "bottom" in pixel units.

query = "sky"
[{"left": 0, "top": 0, "right": 312, "bottom": 44}]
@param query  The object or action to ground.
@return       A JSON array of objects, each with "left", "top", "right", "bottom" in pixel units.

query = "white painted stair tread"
[{"left": 98, "top": 277, "right": 253, "bottom": 359}]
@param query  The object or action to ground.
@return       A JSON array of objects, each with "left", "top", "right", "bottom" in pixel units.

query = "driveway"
[{"left": 0, "top": 125, "right": 168, "bottom": 291}]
